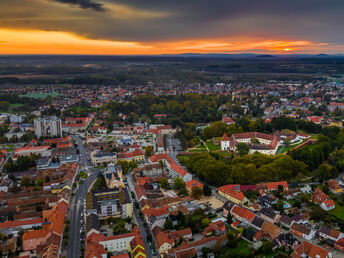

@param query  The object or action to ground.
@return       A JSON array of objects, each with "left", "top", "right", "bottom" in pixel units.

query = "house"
[
  {"left": 149, "top": 154, "right": 192, "bottom": 182},
  {"left": 251, "top": 216, "right": 265, "bottom": 230},
  {"left": 22, "top": 200, "right": 68, "bottom": 253},
  {"left": 153, "top": 226, "right": 193, "bottom": 255},
  {"left": 273, "top": 233, "right": 300, "bottom": 251},
  {"left": 260, "top": 207, "right": 281, "bottom": 224},
  {"left": 300, "top": 184, "right": 312, "bottom": 194},
  {"left": 264, "top": 181, "right": 288, "bottom": 192},
  {"left": 117, "top": 149, "right": 145, "bottom": 163},
  {"left": 261, "top": 221, "right": 281, "bottom": 240},
  {"left": 230, "top": 205, "right": 255, "bottom": 224},
  {"left": 279, "top": 215, "right": 294, "bottom": 229},
  {"left": 220, "top": 133, "right": 230, "bottom": 151},
  {"left": 317, "top": 226, "right": 344, "bottom": 242},
  {"left": 203, "top": 221, "right": 226, "bottom": 236},
  {"left": 257, "top": 194, "right": 277, "bottom": 207},
  {"left": 185, "top": 180, "right": 203, "bottom": 194},
  {"left": 91, "top": 151, "right": 116, "bottom": 166},
  {"left": 85, "top": 227, "right": 146, "bottom": 258},
  {"left": 335, "top": 238, "right": 344, "bottom": 252},
  {"left": 218, "top": 185, "right": 248, "bottom": 205},
  {"left": 328, "top": 179, "right": 342, "bottom": 194},
  {"left": 312, "top": 187, "right": 335, "bottom": 211},
  {"left": 143, "top": 205, "right": 169, "bottom": 225},
  {"left": 14, "top": 145, "right": 50, "bottom": 157},
  {"left": 222, "top": 201, "right": 235, "bottom": 216},
  {"left": 154, "top": 230, "right": 174, "bottom": 254},
  {"left": 222, "top": 115, "right": 235, "bottom": 125},
  {"left": 291, "top": 241, "right": 331, "bottom": 258},
  {"left": 291, "top": 223, "right": 315, "bottom": 240}
]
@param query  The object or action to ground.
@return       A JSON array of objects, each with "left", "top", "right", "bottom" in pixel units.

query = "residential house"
[
  {"left": 291, "top": 223, "right": 315, "bottom": 240},
  {"left": 230, "top": 205, "right": 255, "bottom": 224},
  {"left": 312, "top": 187, "right": 335, "bottom": 211},
  {"left": 257, "top": 194, "right": 277, "bottom": 207},
  {"left": 218, "top": 185, "right": 248, "bottom": 205},
  {"left": 261, "top": 221, "right": 281, "bottom": 240},
  {"left": 291, "top": 241, "right": 331, "bottom": 258},
  {"left": 317, "top": 226, "right": 344, "bottom": 242},
  {"left": 260, "top": 207, "right": 281, "bottom": 224},
  {"left": 328, "top": 179, "right": 342, "bottom": 194},
  {"left": 185, "top": 180, "right": 203, "bottom": 194}
]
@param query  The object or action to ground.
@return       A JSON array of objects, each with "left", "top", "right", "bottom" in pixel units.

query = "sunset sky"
[{"left": 1, "top": 0, "right": 344, "bottom": 55}]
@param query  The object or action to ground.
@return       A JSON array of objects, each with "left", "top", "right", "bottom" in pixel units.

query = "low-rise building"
[{"left": 291, "top": 223, "right": 315, "bottom": 240}]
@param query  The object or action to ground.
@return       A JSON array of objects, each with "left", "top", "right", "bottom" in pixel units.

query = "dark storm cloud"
[
  {"left": 52, "top": 0, "right": 105, "bottom": 11},
  {"left": 1, "top": 0, "right": 344, "bottom": 45}
]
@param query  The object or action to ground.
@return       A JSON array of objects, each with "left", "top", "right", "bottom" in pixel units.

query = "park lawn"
[
  {"left": 194, "top": 143, "right": 206, "bottom": 149},
  {"left": 329, "top": 203, "right": 344, "bottom": 220},
  {"left": 218, "top": 240, "right": 252, "bottom": 258},
  {"left": 206, "top": 140, "right": 220, "bottom": 151},
  {"left": 19, "top": 92, "right": 60, "bottom": 99}
]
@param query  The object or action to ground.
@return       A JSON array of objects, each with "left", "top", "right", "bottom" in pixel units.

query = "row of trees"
[
  {"left": 3, "top": 155, "right": 37, "bottom": 173},
  {"left": 184, "top": 152, "right": 309, "bottom": 186}
]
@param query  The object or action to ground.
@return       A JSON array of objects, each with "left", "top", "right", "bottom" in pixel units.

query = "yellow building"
[{"left": 104, "top": 163, "right": 124, "bottom": 189}]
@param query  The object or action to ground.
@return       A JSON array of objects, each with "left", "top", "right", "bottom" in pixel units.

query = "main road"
[{"left": 66, "top": 135, "right": 99, "bottom": 258}]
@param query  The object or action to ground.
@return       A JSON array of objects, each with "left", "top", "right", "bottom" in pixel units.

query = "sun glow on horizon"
[{"left": 0, "top": 28, "right": 340, "bottom": 55}]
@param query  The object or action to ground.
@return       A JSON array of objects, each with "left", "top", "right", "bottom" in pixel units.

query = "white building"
[
  {"left": 49, "top": 116, "right": 62, "bottom": 137},
  {"left": 34, "top": 118, "right": 46, "bottom": 138}
]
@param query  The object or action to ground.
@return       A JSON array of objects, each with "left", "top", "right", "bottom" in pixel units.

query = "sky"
[{"left": 0, "top": 0, "right": 344, "bottom": 55}]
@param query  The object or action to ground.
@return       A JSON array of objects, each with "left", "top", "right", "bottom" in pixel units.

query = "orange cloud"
[{"left": 0, "top": 28, "right": 342, "bottom": 55}]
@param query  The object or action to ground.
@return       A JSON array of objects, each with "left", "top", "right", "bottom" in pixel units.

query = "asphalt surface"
[{"left": 66, "top": 135, "right": 99, "bottom": 258}]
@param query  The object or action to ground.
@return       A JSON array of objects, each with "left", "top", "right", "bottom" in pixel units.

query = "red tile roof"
[
  {"left": 0, "top": 218, "right": 43, "bottom": 230},
  {"left": 232, "top": 206, "right": 255, "bottom": 222},
  {"left": 149, "top": 154, "right": 188, "bottom": 177},
  {"left": 221, "top": 133, "right": 229, "bottom": 141},
  {"left": 185, "top": 180, "right": 203, "bottom": 190}
]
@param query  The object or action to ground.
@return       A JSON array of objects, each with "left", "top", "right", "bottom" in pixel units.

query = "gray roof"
[
  {"left": 86, "top": 213, "right": 100, "bottom": 233},
  {"left": 260, "top": 207, "right": 277, "bottom": 219},
  {"left": 252, "top": 216, "right": 265, "bottom": 229},
  {"left": 280, "top": 215, "right": 293, "bottom": 226}
]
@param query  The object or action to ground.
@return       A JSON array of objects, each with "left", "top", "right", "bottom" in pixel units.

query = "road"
[
  {"left": 66, "top": 135, "right": 99, "bottom": 258},
  {"left": 126, "top": 171, "right": 154, "bottom": 258},
  {"left": 166, "top": 134, "right": 182, "bottom": 161},
  {"left": 262, "top": 103, "right": 288, "bottom": 120}
]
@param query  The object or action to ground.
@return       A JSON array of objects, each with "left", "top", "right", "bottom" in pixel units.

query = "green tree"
[
  {"left": 145, "top": 146, "right": 154, "bottom": 157},
  {"left": 203, "top": 183, "right": 212, "bottom": 196},
  {"left": 201, "top": 218, "right": 211, "bottom": 227},
  {"left": 236, "top": 142, "right": 249, "bottom": 155},
  {"left": 164, "top": 217, "right": 173, "bottom": 230},
  {"left": 20, "top": 176, "right": 30, "bottom": 187},
  {"left": 261, "top": 241, "right": 273, "bottom": 254},
  {"left": 191, "top": 186, "right": 203, "bottom": 199},
  {"left": 173, "top": 177, "right": 185, "bottom": 190},
  {"left": 159, "top": 178, "right": 169, "bottom": 189}
]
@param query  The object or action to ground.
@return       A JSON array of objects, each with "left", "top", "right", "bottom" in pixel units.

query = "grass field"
[
  {"left": 19, "top": 92, "right": 60, "bottom": 99},
  {"left": 205, "top": 140, "right": 220, "bottom": 151},
  {"left": 218, "top": 240, "right": 251, "bottom": 257},
  {"left": 329, "top": 203, "right": 344, "bottom": 220}
]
